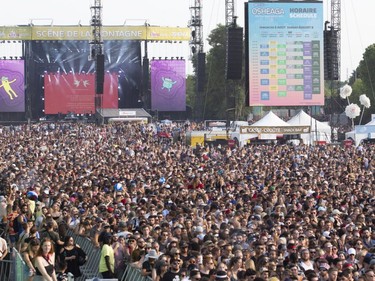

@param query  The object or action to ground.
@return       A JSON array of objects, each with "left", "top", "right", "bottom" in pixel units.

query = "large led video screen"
[
  {"left": 247, "top": 0, "right": 324, "bottom": 106},
  {"left": 0, "top": 60, "right": 25, "bottom": 112},
  {"left": 44, "top": 73, "right": 118, "bottom": 114},
  {"left": 151, "top": 60, "right": 186, "bottom": 111}
]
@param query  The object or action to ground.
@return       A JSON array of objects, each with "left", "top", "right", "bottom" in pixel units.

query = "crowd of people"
[{"left": 0, "top": 121, "right": 374, "bottom": 281}]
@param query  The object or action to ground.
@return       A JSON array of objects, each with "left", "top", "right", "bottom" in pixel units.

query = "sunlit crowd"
[{"left": 0, "top": 122, "right": 374, "bottom": 281}]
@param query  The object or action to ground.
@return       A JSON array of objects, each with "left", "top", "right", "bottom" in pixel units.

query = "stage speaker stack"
[
  {"left": 226, "top": 27, "right": 243, "bottom": 80},
  {"left": 197, "top": 52, "right": 206, "bottom": 92},
  {"left": 95, "top": 54, "right": 105, "bottom": 94},
  {"left": 324, "top": 30, "right": 339, "bottom": 81}
]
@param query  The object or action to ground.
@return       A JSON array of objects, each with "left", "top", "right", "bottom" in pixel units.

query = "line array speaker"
[
  {"left": 197, "top": 52, "right": 206, "bottom": 92},
  {"left": 226, "top": 27, "right": 243, "bottom": 80},
  {"left": 95, "top": 54, "right": 105, "bottom": 94}
]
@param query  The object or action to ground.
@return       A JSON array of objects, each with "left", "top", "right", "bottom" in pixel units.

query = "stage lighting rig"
[
  {"left": 89, "top": 0, "right": 105, "bottom": 113},
  {"left": 89, "top": 0, "right": 103, "bottom": 61}
]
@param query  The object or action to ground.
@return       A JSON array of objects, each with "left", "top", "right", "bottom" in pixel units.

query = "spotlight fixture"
[{"left": 165, "top": 57, "right": 168, "bottom": 60}]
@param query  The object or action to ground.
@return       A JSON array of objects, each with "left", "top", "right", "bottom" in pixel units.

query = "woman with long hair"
[
  {"left": 22, "top": 238, "right": 40, "bottom": 281},
  {"left": 59, "top": 236, "right": 85, "bottom": 279},
  {"left": 33, "top": 238, "right": 57, "bottom": 281},
  {"left": 228, "top": 256, "right": 244, "bottom": 281}
]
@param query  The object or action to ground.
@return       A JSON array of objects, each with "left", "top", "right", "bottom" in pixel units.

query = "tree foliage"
[
  {"left": 349, "top": 44, "right": 375, "bottom": 123},
  {"left": 188, "top": 24, "right": 248, "bottom": 120}
]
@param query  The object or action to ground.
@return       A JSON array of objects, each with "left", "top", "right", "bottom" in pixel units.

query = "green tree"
[
  {"left": 203, "top": 24, "right": 227, "bottom": 119},
  {"left": 190, "top": 24, "right": 247, "bottom": 120},
  {"left": 348, "top": 44, "right": 375, "bottom": 123},
  {"left": 186, "top": 74, "right": 196, "bottom": 108}
]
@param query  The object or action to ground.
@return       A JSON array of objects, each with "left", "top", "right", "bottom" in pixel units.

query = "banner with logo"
[
  {"left": 44, "top": 72, "right": 118, "bottom": 114},
  {"left": 0, "top": 60, "right": 25, "bottom": 112},
  {"left": 0, "top": 26, "right": 190, "bottom": 41},
  {"left": 151, "top": 60, "right": 186, "bottom": 111},
  {"left": 240, "top": 126, "right": 311, "bottom": 134}
]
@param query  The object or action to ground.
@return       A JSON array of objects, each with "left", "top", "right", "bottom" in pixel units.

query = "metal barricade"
[
  {"left": 120, "top": 264, "right": 152, "bottom": 281},
  {"left": 66, "top": 229, "right": 101, "bottom": 280},
  {"left": 7, "top": 249, "right": 22, "bottom": 281},
  {"left": 65, "top": 229, "right": 152, "bottom": 281}
]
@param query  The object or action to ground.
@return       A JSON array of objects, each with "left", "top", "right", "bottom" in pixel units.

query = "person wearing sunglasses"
[{"left": 161, "top": 258, "right": 181, "bottom": 281}]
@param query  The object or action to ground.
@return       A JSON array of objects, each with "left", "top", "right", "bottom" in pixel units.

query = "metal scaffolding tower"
[
  {"left": 189, "top": 0, "right": 203, "bottom": 54},
  {"left": 189, "top": 0, "right": 205, "bottom": 120},
  {"left": 89, "top": 0, "right": 103, "bottom": 60},
  {"left": 331, "top": 0, "right": 341, "bottom": 81},
  {"left": 225, "top": 0, "right": 235, "bottom": 27},
  {"left": 89, "top": 0, "right": 104, "bottom": 123}
]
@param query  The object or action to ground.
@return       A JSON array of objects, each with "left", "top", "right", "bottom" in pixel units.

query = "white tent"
[
  {"left": 345, "top": 117, "right": 375, "bottom": 145},
  {"left": 287, "top": 110, "right": 331, "bottom": 144},
  {"left": 230, "top": 111, "right": 290, "bottom": 146},
  {"left": 250, "top": 111, "right": 290, "bottom": 140},
  {"left": 252, "top": 111, "right": 290, "bottom": 127}
]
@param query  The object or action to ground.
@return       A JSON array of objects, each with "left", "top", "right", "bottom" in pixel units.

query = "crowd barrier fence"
[{"left": 11, "top": 228, "right": 151, "bottom": 281}]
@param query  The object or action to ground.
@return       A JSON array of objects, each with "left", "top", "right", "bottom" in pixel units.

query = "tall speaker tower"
[
  {"left": 89, "top": 0, "right": 104, "bottom": 117},
  {"left": 189, "top": 0, "right": 205, "bottom": 120}
]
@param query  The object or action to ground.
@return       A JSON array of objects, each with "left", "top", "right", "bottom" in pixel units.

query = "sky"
[{"left": 0, "top": 0, "right": 374, "bottom": 81}]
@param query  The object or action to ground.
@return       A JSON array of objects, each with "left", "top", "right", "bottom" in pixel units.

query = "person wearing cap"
[
  {"left": 116, "top": 220, "right": 131, "bottom": 238},
  {"left": 316, "top": 256, "right": 329, "bottom": 270},
  {"left": 190, "top": 268, "right": 202, "bottom": 281},
  {"left": 215, "top": 270, "right": 229, "bottom": 281},
  {"left": 98, "top": 223, "right": 112, "bottom": 246},
  {"left": 347, "top": 248, "right": 359, "bottom": 265}
]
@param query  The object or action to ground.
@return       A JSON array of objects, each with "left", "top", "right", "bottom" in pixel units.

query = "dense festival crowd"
[{"left": 0, "top": 122, "right": 374, "bottom": 281}]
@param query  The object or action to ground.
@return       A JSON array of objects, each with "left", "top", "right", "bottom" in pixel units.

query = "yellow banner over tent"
[{"left": 0, "top": 26, "right": 191, "bottom": 41}]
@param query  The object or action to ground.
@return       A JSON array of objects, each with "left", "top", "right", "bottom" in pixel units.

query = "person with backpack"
[{"left": 39, "top": 221, "right": 64, "bottom": 254}]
